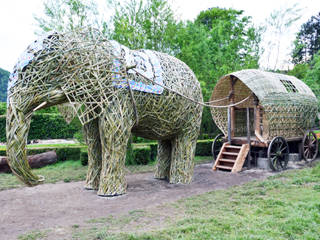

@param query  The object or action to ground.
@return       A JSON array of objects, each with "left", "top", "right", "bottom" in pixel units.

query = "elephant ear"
[{"left": 57, "top": 103, "right": 80, "bottom": 124}]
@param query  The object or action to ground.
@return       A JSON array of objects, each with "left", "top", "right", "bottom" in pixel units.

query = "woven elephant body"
[{"left": 6, "top": 29, "right": 203, "bottom": 196}]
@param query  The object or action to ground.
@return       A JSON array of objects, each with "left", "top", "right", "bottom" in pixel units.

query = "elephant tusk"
[
  {"left": 32, "top": 101, "right": 47, "bottom": 112},
  {"left": 126, "top": 65, "right": 136, "bottom": 71}
]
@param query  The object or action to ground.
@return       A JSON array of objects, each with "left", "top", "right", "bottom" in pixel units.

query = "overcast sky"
[{"left": 0, "top": 0, "right": 319, "bottom": 72}]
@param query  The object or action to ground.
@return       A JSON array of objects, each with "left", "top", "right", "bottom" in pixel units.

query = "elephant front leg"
[
  {"left": 169, "top": 130, "right": 199, "bottom": 184},
  {"left": 97, "top": 108, "right": 134, "bottom": 196},
  {"left": 154, "top": 140, "right": 171, "bottom": 180},
  {"left": 83, "top": 118, "right": 102, "bottom": 190}
]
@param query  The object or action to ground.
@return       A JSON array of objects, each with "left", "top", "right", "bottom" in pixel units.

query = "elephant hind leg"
[
  {"left": 154, "top": 139, "right": 171, "bottom": 180},
  {"left": 169, "top": 130, "right": 198, "bottom": 184},
  {"left": 84, "top": 118, "right": 102, "bottom": 190}
]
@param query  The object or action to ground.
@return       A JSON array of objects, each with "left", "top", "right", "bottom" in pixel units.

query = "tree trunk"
[{"left": 0, "top": 151, "right": 57, "bottom": 173}]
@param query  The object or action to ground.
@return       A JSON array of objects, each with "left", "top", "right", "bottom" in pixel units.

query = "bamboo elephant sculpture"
[{"left": 6, "top": 29, "right": 203, "bottom": 196}]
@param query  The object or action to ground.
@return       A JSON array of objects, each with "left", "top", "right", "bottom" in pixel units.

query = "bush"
[
  {"left": 80, "top": 150, "right": 88, "bottom": 166},
  {"left": 0, "top": 147, "right": 82, "bottom": 161},
  {"left": 0, "top": 102, "right": 6, "bottom": 115},
  {"left": 0, "top": 113, "right": 81, "bottom": 142},
  {"left": 56, "top": 148, "right": 81, "bottom": 161},
  {"left": 150, "top": 143, "right": 157, "bottom": 161},
  {"left": 195, "top": 140, "right": 213, "bottom": 156},
  {"left": 133, "top": 148, "right": 151, "bottom": 165},
  {"left": 125, "top": 138, "right": 134, "bottom": 165}
]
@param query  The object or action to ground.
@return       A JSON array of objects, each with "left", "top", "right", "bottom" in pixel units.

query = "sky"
[{"left": 0, "top": 0, "right": 319, "bottom": 72}]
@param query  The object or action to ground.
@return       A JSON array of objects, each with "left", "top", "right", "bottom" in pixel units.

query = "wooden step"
[
  {"left": 225, "top": 145, "right": 241, "bottom": 149},
  {"left": 219, "top": 158, "right": 236, "bottom": 163},
  {"left": 222, "top": 152, "right": 238, "bottom": 156},
  {"left": 213, "top": 143, "right": 250, "bottom": 173},
  {"left": 216, "top": 165, "right": 233, "bottom": 170}
]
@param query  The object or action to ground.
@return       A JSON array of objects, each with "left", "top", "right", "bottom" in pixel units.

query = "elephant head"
[{"left": 6, "top": 29, "right": 123, "bottom": 186}]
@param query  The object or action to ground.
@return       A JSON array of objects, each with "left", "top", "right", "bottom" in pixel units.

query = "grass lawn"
[
  {"left": 0, "top": 156, "right": 212, "bottom": 191},
  {"left": 70, "top": 162, "right": 320, "bottom": 240}
]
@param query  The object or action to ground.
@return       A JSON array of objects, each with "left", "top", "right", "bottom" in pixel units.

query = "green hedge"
[
  {"left": 80, "top": 139, "right": 213, "bottom": 167},
  {"left": 0, "top": 147, "right": 81, "bottom": 162},
  {"left": 0, "top": 113, "right": 81, "bottom": 142},
  {"left": 195, "top": 140, "right": 213, "bottom": 156}
]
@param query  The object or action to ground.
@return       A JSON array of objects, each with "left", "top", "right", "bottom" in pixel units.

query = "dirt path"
[{"left": 0, "top": 164, "right": 274, "bottom": 239}]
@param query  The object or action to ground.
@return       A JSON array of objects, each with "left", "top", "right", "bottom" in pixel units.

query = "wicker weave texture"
[
  {"left": 6, "top": 28, "right": 203, "bottom": 196},
  {"left": 210, "top": 69, "right": 317, "bottom": 141}
]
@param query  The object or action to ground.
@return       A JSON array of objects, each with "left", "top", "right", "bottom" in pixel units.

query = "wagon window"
[{"left": 280, "top": 79, "right": 298, "bottom": 93}]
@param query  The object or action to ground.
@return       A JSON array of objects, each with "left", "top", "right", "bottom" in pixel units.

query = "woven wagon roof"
[{"left": 220, "top": 69, "right": 316, "bottom": 101}]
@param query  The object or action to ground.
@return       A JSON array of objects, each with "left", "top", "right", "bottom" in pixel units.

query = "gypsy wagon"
[{"left": 210, "top": 69, "right": 319, "bottom": 172}]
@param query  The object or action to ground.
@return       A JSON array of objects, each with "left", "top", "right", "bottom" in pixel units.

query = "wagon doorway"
[{"left": 233, "top": 108, "right": 254, "bottom": 138}]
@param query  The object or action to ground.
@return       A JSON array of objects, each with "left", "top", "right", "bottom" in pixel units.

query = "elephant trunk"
[{"left": 6, "top": 101, "right": 44, "bottom": 186}]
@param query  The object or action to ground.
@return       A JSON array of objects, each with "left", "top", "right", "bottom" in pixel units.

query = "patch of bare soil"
[{"left": 0, "top": 163, "right": 279, "bottom": 239}]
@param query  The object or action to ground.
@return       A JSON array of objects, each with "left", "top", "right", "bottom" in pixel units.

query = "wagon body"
[{"left": 210, "top": 69, "right": 318, "bottom": 171}]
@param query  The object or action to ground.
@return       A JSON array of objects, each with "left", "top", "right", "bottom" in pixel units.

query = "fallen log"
[{"left": 0, "top": 151, "right": 57, "bottom": 173}]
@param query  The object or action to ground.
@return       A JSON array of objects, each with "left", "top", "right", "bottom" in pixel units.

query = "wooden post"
[
  {"left": 230, "top": 77, "right": 236, "bottom": 138},
  {"left": 253, "top": 94, "right": 261, "bottom": 136},
  {"left": 228, "top": 106, "right": 231, "bottom": 143},
  {"left": 246, "top": 107, "right": 251, "bottom": 168}
]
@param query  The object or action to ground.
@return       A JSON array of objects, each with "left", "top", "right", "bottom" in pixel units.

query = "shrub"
[
  {"left": 0, "top": 113, "right": 81, "bottom": 142},
  {"left": 150, "top": 143, "right": 158, "bottom": 161},
  {"left": 0, "top": 146, "right": 82, "bottom": 163},
  {"left": 133, "top": 148, "right": 151, "bottom": 165},
  {"left": 56, "top": 148, "right": 81, "bottom": 161},
  {"left": 125, "top": 138, "right": 134, "bottom": 165},
  {"left": 195, "top": 140, "right": 213, "bottom": 156},
  {"left": 80, "top": 150, "right": 88, "bottom": 166}
]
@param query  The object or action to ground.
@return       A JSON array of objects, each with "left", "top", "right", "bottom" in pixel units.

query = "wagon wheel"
[
  {"left": 302, "top": 130, "right": 318, "bottom": 162},
  {"left": 212, "top": 134, "right": 224, "bottom": 162},
  {"left": 268, "top": 136, "right": 289, "bottom": 171}
]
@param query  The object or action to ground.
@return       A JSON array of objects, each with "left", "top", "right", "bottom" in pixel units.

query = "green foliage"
[
  {"left": 34, "top": 0, "right": 101, "bottom": 34},
  {"left": 150, "top": 143, "right": 157, "bottom": 161},
  {"left": 133, "top": 148, "right": 151, "bottom": 165},
  {"left": 0, "top": 113, "right": 81, "bottom": 142},
  {"left": 0, "top": 68, "right": 9, "bottom": 102},
  {"left": 304, "top": 51, "right": 320, "bottom": 99},
  {"left": 177, "top": 8, "right": 261, "bottom": 101},
  {"left": 80, "top": 150, "right": 88, "bottom": 166},
  {"left": 287, "top": 63, "right": 309, "bottom": 80},
  {"left": 262, "top": 4, "right": 302, "bottom": 70},
  {"left": 292, "top": 12, "right": 320, "bottom": 64},
  {"left": 195, "top": 139, "right": 213, "bottom": 156},
  {"left": 111, "top": 0, "right": 180, "bottom": 54},
  {"left": 176, "top": 8, "right": 261, "bottom": 136}
]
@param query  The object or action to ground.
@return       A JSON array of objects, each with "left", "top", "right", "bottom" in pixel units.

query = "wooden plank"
[
  {"left": 230, "top": 77, "right": 236, "bottom": 138},
  {"left": 255, "top": 130, "right": 267, "bottom": 144},
  {"left": 254, "top": 106, "right": 261, "bottom": 135},
  {"left": 212, "top": 142, "right": 228, "bottom": 171},
  {"left": 232, "top": 144, "right": 249, "bottom": 173},
  {"left": 219, "top": 158, "right": 236, "bottom": 163},
  {"left": 227, "top": 107, "right": 231, "bottom": 143},
  {"left": 222, "top": 152, "right": 238, "bottom": 156},
  {"left": 216, "top": 165, "right": 233, "bottom": 170},
  {"left": 247, "top": 107, "right": 251, "bottom": 169},
  {"left": 225, "top": 145, "right": 241, "bottom": 149}
]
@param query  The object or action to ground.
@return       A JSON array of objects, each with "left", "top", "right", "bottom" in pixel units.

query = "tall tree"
[
  {"left": 0, "top": 68, "right": 10, "bottom": 102},
  {"left": 176, "top": 8, "right": 262, "bottom": 136},
  {"left": 110, "top": 0, "right": 180, "bottom": 54},
  {"left": 34, "top": 0, "right": 102, "bottom": 34},
  {"left": 261, "top": 4, "right": 302, "bottom": 70},
  {"left": 292, "top": 12, "right": 320, "bottom": 64},
  {"left": 177, "top": 7, "right": 261, "bottom": 100}
]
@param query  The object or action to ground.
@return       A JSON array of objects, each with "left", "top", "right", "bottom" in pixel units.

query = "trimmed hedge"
[
  {"left": 80, "top": 139, "right": 213, "bottom": 167},
  {"left": 195, "top": 140, "right": 213, "bottom": 156},
  {"left": 0, "top": 113, "right": 81, "bottom": 142},
  {"left": 0, "top": 147, "right": 81, "bottom": 162},
  {"left": 80, "top": 150, "right": 88, "bottom": 166}
]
